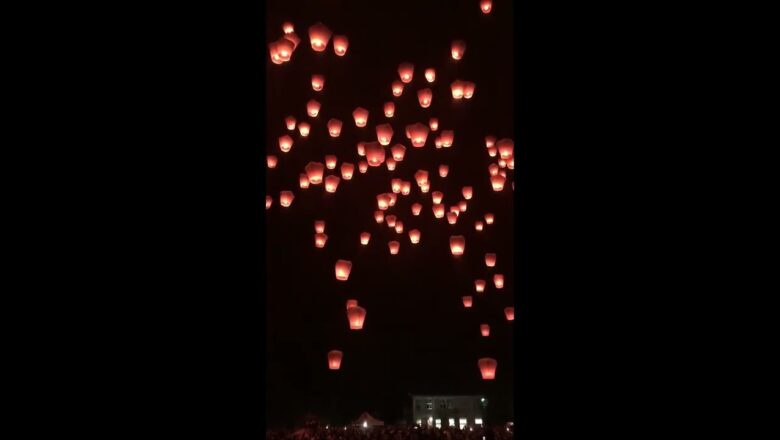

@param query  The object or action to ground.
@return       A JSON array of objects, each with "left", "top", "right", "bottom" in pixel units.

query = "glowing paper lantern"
[
  {"left": 357, "top": 142, "right": 366, "bottom": 156},
  {"left": 414, "top": 170, "right": 429, "bottom": 187},
  {"left": 394, "top": 221, "right": 404, "bottom": 234},
  {"left": 298, "top": 121, "right": 311, "bottom": 137},
  {"left": 312, "top": 74, "right": 325, "bottom": 91},
  {"left": 365, "top": 142, "right": 386, "bottom": 167},
  {"left": 475, "top": 221, "right": 484, "bottom": 231},
  {"left": 314, "top": 233, "right": 328, "bottom": 248},
  {"left": 388, "top": 193, "right": 398, "bottom": 207},
  {"left": 508, "top": 157, "right": 515, "bottom": 170},
  {"left": 390, "top": 144, "right": 406, "bottom": 161},
  {"left": 314, "top": 220, "right": 325, "bottom": 233},
  {"left": 440, "top": 130, "right": 454, "bottom": 148},
  {"left": 285, "top": 116, "right": 296, "bottom": 131},
  {"left": 429, "top": 118, "right": 439, "bottom": 132},
  {"left": 398, "top": 62, "right": 414, "bottom": 83},
  {"left": 480, "top": 0, "right": 492, "bottom": 13},
  {"left": 274, "top": 38, "right": 294, "bottom": 61},
  {"left": 282, "top": 22, "right": 294, "bottom": 34},
  {"left": 498, "top": 158, "right": 507, "bottom": 168},
  {"left": 488, "top": 146, "right": 498, "bottom": 157},
  {"left": 408, "top": 123, "right": 430, "bottom": 148},
  {"left": 266, "top": 195, "right": 272, "bottom": 209},
  {"left": 475, "top": 280, "right": 486, "bottom": 293},
  {"left": 307, "top": 99, "right": 321, "bottom": 117},
  {"left": 341, "top": 163, "right": 354, "bottom": 180},
  {"left": 284, "top": 33, "right": 301, "bottom": 52},
  {"left": 335, "top": 260, "right": 352, "bottom": 281},
  {"left": 333, "top": 35, "right": 349, "bottom": 56},
  {"left": 429, "top": 191, "right": 441, "bottom": 205},
  {"left": 485, "top": 253, "right": 497, "bottom": 267},
  {"left": 308, "top": 22, "right": 332, "bottom": 52},
  {"left": 488, "top": 163, "right": 500, "bottom": 176},
  {"left": 268, "top": 43, "right": 283, "bottom": 64},
  {"left": 497, "top": 138, "right": 514, "bottom": 159},
  {"left": 451, "top": 80, "right": 465, "bottom": 99},
  {"left": 360, "top": 232, "right": 370, "bottom": 245},
  {"left": 411, "top": 203, "right": 422, "bottom": 216},
  {"left": 279, "top": 135, "right": 293, "bottom": 153},
  {"left": 449, "top": 206, "right": 460, "bottom": 214},
  {"left": 328, "top": 350, "right": 343, "bottom": 370},
  {"left": 325, "top": 155, "right": 337, "bottom": 170},
  {"left": 346, "top": 306, "right": 366, "bottom": 329},
  {"left": 434, "top": 137, "right": 443, "bottom": 148},
  {"left": 385, "top": 215, "right": 397, "bottom": 228},
  {"left": 433, "top": 204, "right": 445, "bottom": 218},
  {"left": 485, "top": 213, "right": 495, "bottom": 224},
  {"left": 388, "top": 241, "right": 400, "bottom": 255},
  {"left": 409, "top": 229, "right": 421, "bottom": 244},
  {"left": 376, "top": 124, "right": 393, "bottom": 146},
  {"left": 451, "top": 40, "right": 466, "bottom": 60},
  {"left": 390, "top": 179, "right": 402, "bottom": 194},
  {"left": 485, "top": 136, "right": 496, "bottom": 148},
  {"left": 391, "top": 80, "right": 404, "bottom": 97},
  {"left": 327, "top": 119, "right": 343, "bottom": 137},
  {"left": 478, "top": 358, "right": 497, "bottom": 380},
  {"left": 461, "top": 186, "right": 473, "bottom": 200},
  {"left": 386, "top": 158, "right": 396, "bottom": 171},
  {"left": 384, "top": 102, "right": 395, "bottom": 118},
  {"left": 299, "top": 174, "right": 310, "bottom": 189},
  {"left": 353, "top": 107, "right": 369, "bottom": 127},
  {"left": 438, "top": 165, "right": 449, "bottom": 178},
  {"left": 374, "top": 210, "right": 384, "bottom": 223},
  {"left": 455, "top": 201, "right": 465, "bottom": 213},
  {"left": 401, "top": 181, "right": 411, "bottom": 195},
  {"left": 420, "top": 183, "right": 430, "bottom": 193},
  {"left": 324, "top": 175, "right": 340, "bottom": 193},
  {"left": 505, "top": 307, "right": 514, "bottom": 321},
  {"left": 305, "top": 162, "right": 325, "bottom": 184},
  {"left": 491, "top": 174, "right": 506, "bottom": 191},
  {"left": 480, "top": 324, "right": 490, "bottom": 337},
  {"left": 424, "top": 68, "right": 436, "bottom": 83},
  {"left": 462, "top": 296, "right": 473, "bottom": 308},
  {"left": 463, "top": 81, "right": 476, "bottom": 99},
  {"left": 279, "top": 191, "right": 294, "bottom": 207},
  {"left": 377, "top": 193, "right": 391, "bottom": 210},
  {"left": 447, "top": 211, "right": 458, "bottom": 225},
  {"left": 358, "top": 161, "right": 368, "bottom": 173},
  {"left": 346, "top": 300, "right": 358, "bottom": 310},
  {"left": 267, "top": 155, "right": 278, "bottom": 169},
  {"left": 449, "top": 236, "right": 465, "bottom": 256},
  {"left": 417, "top": 88, "right": 433, "bottom": 108},
  {"left": 494, "top": 274, "right": 505, "bottom": 289}
]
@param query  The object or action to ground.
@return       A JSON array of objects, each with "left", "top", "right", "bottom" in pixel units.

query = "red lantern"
[
  {"left": 327, "top": 350, "right": 343, "bottom": 370},
  {"left": 498, "top": 158, "right": 507, "bottom": 168},
  {"left": 488, "top": 163, "right": 500, "bottom": 176},
  {"left": 429, "top": 118, "right": 439, "bottom": 132},
  {"left": 390, "top": 144, "right": 406, "bottom": 161},
  {"left": 325, "top": 155, "right": 337, "bottom": 170},
  {"left": 274, "top": 38, "right": 294, "bottom": 62},
  {"left": 284, "top": 33, "right": 301, "bottom": 52},
  {"left": 463, "top": 81, "right": 476, "bottom": 99},
  {"left": 357, "top": 142, "right": 365, "bottom": 156},
  {"left": 447, "top": 211, "right": 458, "bottom": 225},
  {"left": 385, "top": 215, "right": 396, "bottom": 228},
  {"left": 475, "top": 221, "right": 484, "bottom": 231},
  {"left": 475, "top": 279, "right": 486, "bottom": 293},
  {"left": 282, "top": 22, "right": 294, "bottom": 34},
  {"left": 417, "top": 88, "right": 433, "bottom": 108},
  {"left": 434, "top": 137, "right": 443, "bottom": 148},
  {"left": 394, "top": 221, "right": 404, "bottom": 234},
  {"left": 341, "top": 162, "right": 354, "bottom": 180},
  {"left": 333, "top": 35, "right": 349, "bottom": 56},
  {"left": 450, "top": 235, "right": 465, "bottom": 255},
  {"left": 408, "top": 123, "right": 430, "bottom": 148},
  {"left": 305, "top": 162, "right": 325, "bottom": 184},
  {"left": 488, "top": 146, "right": 498, "bottom": 157},
  {"left": 386, "top": 158, "right": 396, "bottom": 171},
  {"left": 451, "top": 39, "right": 466, "bottom": 60},
  {"left": 420, "top": 183, "right": 430, "bottom": 193},
  {"left": 267, "top": 155, "right": 278, "bottom": 169},
  {"left": 298, "top": 121, "right": 311, "bottom": 137},
  {"left": 335, "top": 260, "right": 352, "bottom": 281},
  {"left": 384, "top": 102, "right": 395, "bottom": 118},
  {"left": 377, "top": 193, "right": 391, "bottom": 211},
  {"left": 391, "top": 179, "right": 402, "bottom": 194},
  {"left": 308, "top": 22, "right": 332, "bottom": 52},
  {"left": 346, "top": 306, "right": 366, "bottom": 330},
  {"left": 376, "top": 124, "right": 393, "bottom": 146},
  {"left": 388, "top": 193, "right": 398, "bottom": 207},
  {"left": 480, "top": 324, "right": 490, "bottom": 337},
  {"left": 494, "top": 274, "right": 504, "bottom": 289},
  {"left": 358, "top": 161, "right": 368, "bottom": 174},
  {"left": 478, "top": 358, "right": 497, "bottom": 380},
  {"left": 374, "top": 210, "right": 384, "bottom": 224},
  {"left": 497, "top": 138, "right": 514, "bottom": 159},
  {"left": 504, "top": 307, "right": 514, "bottom": 321},
  {"left": 353, "top": 107, "right": 369, "bottom": 127},
  {"left": 451, "top": 80, "right": 465, "bottom": 99},
  {"left": 327, "top": 119, "right": 343, "bottom": 137},
  {"left": 414, "top": 170, "right": 429, "bottom": 186},
  {"left": 411, "top": 203, "right": 422, "bottom": 216},
  {"left": 485, "top": 136, "right": 496, "bottom": 148},
  {"left": 409, "top": 229, "right": 421, "bottom": 244},
  {"left": 388, "top": 240, "right": 400, "bottom": 255},
  {"left": 279, "top": 191, "right": 294, "bottom": 207},
  {"left": 391, "top": 80, "right": 404, "bottom": 97},
  {"left": 458, "top": 200, "right": 468, "bottom": 212},
  {"left": 480, "top": 0, "right": 493, "bottom": 14},
  {"left": 307, "top": 99, "right": 321, "bottom": 117},
  {"left": 460, "top": 186, "right": 472, "bottom": 200},
  {"left": 432, "top": 204, "right": 445, "bottom": 218},
  {"left": 278, "top": 135, "right": 293, "bottom": 153},
  {"left": 424, "top": 68, "right": 436, "bottom": 83},
  {"left": 314, "top": 233, "right": 328, "bottom": 248},
  {"left": 398, "top": 62, "right": 414, "bottom": 83},
  {"left": 462, "top": 296, "right": 473, "bottom": 308},
  {"left": 299, "top": 174, "right": 310, "bottom": 189},
  {"left": 485, "top": 213, "right": 495, "bottom": 224},
  {"left": 401, "top": 181, "right": 411, "bottom": 195},
  {"left": 360, "top": 232, "right": 370, "bottom": 245},
  {"left": 438, "top": 165, "right": 449, "bottom": 177},
  {"left": 311, "top": 74, "right": 325, "bottom": 91},
  {"left": 430, "top": 191, "right": 442, "bottom": 204},
  {"left": 268, "top": 42, "right": 283, "bottom": 64},
  {"left": 491, "top": 174, "right": 506, "bottom": 191},
  {"left": 314, "top": 220, "right": 325, "bottom": 233},
  {"left": 485, "top": 253, "right": 496, "bottom": 267},
  {"left": 440, "top": 130, "right": 454, "bottom": 148},
  {"left": 266, "top": 195, "right": 272, "bottom": 209},
  {"left": 365, "top": 142, "right": 386, "bottom": 167},
  {"left": 285, "top": 116, "right": 296, "bottom": 131},
  {"left": 346, "top": 299, "right": 358, "bottom": 310}
]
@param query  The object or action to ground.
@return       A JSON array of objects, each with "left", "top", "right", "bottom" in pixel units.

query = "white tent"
[{"left": 352, "top": 412, "right": 385, "bottom": 427}]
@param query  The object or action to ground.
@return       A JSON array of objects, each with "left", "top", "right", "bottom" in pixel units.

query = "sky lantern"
[
  {"left": 475, "top": 221, "right": 484, "bottom": 231},
  {"left": 365, "top": 142, "right": 386, "bottom": 167},
  {"left": 390, "top": 144, "right": 406, "bottom": 161},
  {"left": 494, "top": 274, "right": 505, "bottom": 289},
  {"left": 391, "top": 179, "right": 402, "bottom": 193},
  {"left": 458, "top": 200, "right": 468, "bottom": 212},
  {"left": 429, "top": 118, "right": 439, "bottom": 132},
  {"left": 307, "top": 99, "right": 321, "bottom": 117},
  {"left": 485, "top": 136, "right": 496, "bottom": 148},
  {"left": 374, "top": 210, "right": 384, "bottom": 223},
  {"left": 298, "top": 121, "right": 311, "bottom": 137},
  {"left": 447, "top": 211, "right": 458, "bottom": 225},
  {"left": 420, "top": 183, "right": 430, "bottom": 193},
  {"left": 424, "top": 68, "right": 436, "bottom": 83},
  {"left": 497, "top": 138, "right": 514, "bottom": 159},
  {"left": 388, "top": 193, "right": 397, "bottom": 207},
  {"left": 434, "top": 137, "right": 443, "bottom": 148},
  {"left": 327, "top": 118, "right": 343, "bottom": 137},
  {"left": 346, "top": 306, "right": 366, "bottom": 330},
  {"left": 409, "top": 229, "right": 421, "bottom": 244},
  {"left": 462, "top": 186, "right": 473, "bottom": 200},
  {"left": 462, "top": 296, "right": 473, "bottom": 308},
  {"left": 491, "top": 174, "right": 506, "bottom": 191},
  {"left": 433, "top": 204, "right": 445, "bottom": 218},
  {"left": 480, "top": 0, "right": 493, "bottom": 13},
  {"left": 335, "top": 260, "right": 352, "bottom": 281},
  {"left": 283, "top": 33, "right": 301, "bottom": 52},
  {"left": 385, "top": 215, "right": 397, "bottom": 228},
  {"left": 487, "top": 146, "right": 498, "bottom": 157},
  {"left": 278, "top": 135, "right": 293, "bottom": 153},
  {"left": 394, "top": 221, "right": 404, "bottom": 234},
  {"left": 386, "top": 158, "right": 396, "bottom": 171},
  {"left": 504, "top": 307, "right": 514, "bottom": 321},
  {"left": 353, "top": 107, "right": 369, "bottom": 127},
  {"left": 377, "top": 193, "right": 391, "bottom": 210},
  {"left": 475, "top": 279, "right": 486, "bottom": 293},
  {"left": 327, "top": 350, "right": 343, "bottom": 370},
  {"left": 488, "top": 163, "right": 500, "bottom": 176},
  {"left": 308, "top": 22, "right": 332, "bottom": 52},
  {"left": 451, "top": 80, "right": 465, "bottom": 99},
  {"left": 324, "top": 175, "right": 340, "bottom": 193},
  {"left": 305, "top": 162, "right": 325, "bottom": 184},
  {"left": 463, "top": 81, "right": 476, "bottom": 99},
  {"left": 274, "top": 38, "right": 295, "bottom": 62},
  {"left": 311, "top": 74, "right": 325, "bottom": 91},
  {"left": 480, "top": 324, "right": 490, "bottom": 337},
  {"left": 450, "top": 236, "right": 465, "bottom": 255},
  {"left": 407, "top": 123, "right": 430, "bottom": 148},
  {"left": 333, "top": 35, "right": 349, "bottom": 56},
  {"left": 299, "top": 174, "right": 310, "bottom": 189},
  {"left": 267, "top": 155, "right": 278, "bottom": 169},
  {"left": 341, "top": 162, "right": 355, "bottom": 180},
  {"left": 357, "top": 142, "right": 366, "bottom": 156},
  {"left": 269, "top": 43, "right": 283, "bottom": 64},
  {"left": 314, "top": 233, "right": 328, "bottom": 248},
  {"left": 279, "top": 191, "right": 294, "bottom": 207},
  {"left": 485, "top": 253, "right": 497, "bottom": 267},
  {"left": 417, "top": 88, "right": 433, "bottom": 108},
  {"left": 388, "top": 240, "right": 400, "bottom": 255},
  {"left": 314, "top": 220, "right": 325, "bottom": 233},
  {"left": 358, "top": 161, "right": 368, "bottom": 173},
  {"left": 439, "top": 164, "right": 449, "bottom": 177},
  {"left": 449, "top": 206, "right": 460, "bottom": 214},
  {"left": 391, "top": 80, "right": 404, "bottom": 97},
  {"left": 266, "top": 195, "right": 272, "bottom": 209},
  {"left": 398, "top": 62, "right": 414, "bottom": 83},
  {"left": 451, "top": 39, "right": 466, "bottom": 60},
  {"left": 401, "top": 181, "right": 411, "bottom": 195},
  {"left": 346, "top": 299, "right": 358, "bottom": 310},
  {"left": 282, "top": 22, "right": 294, "bottom": 34},
  {"left": 410, "top": 202, "right": 423, "bottom": 215},
  {"left": 478, "top": 358, "right": 497, "bottom": 380},
  {"left": 508, "top": 157, "right": 515, "bottom": 170},
  {"left": 498, "top": 158, "right": 507, "bottom": 168},
  {"left": 440, "top": 130, "right": 454, "bottom": 147},
  {"left": 384, "top": 102, "right": 395, "bottom": 118},
  {"left": 485, "top": 213, "right": 495, "bottom": 224},
  {"left": 376, "top": 123, "right": 393, "bottom": 145},
  {"left": 360, "top": 232, "right": 371, "bottom": 245},
  {"left": 285, "top": 116, "right": 296, "bottom": 131},
  {"left": 414, "top": 170, "right": 429, "bottom": 186},
  {"left": 325, "top": 155, "right": 338, "bottom": 169}
]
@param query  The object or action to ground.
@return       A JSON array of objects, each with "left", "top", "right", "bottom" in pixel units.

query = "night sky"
[{"left": 265, "top": 0, "right": 515, "bottom": 427}]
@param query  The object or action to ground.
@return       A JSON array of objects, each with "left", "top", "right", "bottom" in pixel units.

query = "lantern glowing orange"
[
  {"left": 438, "top": 165, "right": 449, "bottom": 177},
  {"left": 357, "top": 142, "right": 366, "bottom": 156},
  {"left": 327, "top": 119, "right": 343, "bottom": 137},
  {"left": 478, "top": 358, "right": 497, "bottom": 380},
  {"left": 377, "top": 193, "right": 391, "bottom": 210},
  {"left": 335, "top": 260, "right": 352, "bottom": 281},
  {"left": 485, "top": 136, "right": 496, "bottom": 148},
  {"left": 324, "top": 175, "right": 340, "bottom": 193},
  {"left": 485, "top": 253, "right": 497, "bottom": 267},
  {"left": 346, "top": 306, "right": 366, "bottom": 330},
  {"left": 408, "top": 123, "right": 430, "bottom": 148},
  {"left": 388, "top": 193, "right": 397, "bottom": 207},
  {"left": 487, "top": 146, "right": 498, "bottom": 157},
  {"left": 391, "top": 80, "right": 404, "bottom": 97},
  {"left": 266, "top": 195, "right": 272, "bottom": 209},
  {"left": 475, "top": 221, "right": 484, "bottom": 231},
  {"left": 311, "top": 74, "right": 325, "bottom": 91},
  {"left": 409, "top": 229, "right": 420, "bottom": 244},
  {"left": 449, "top": 206, "right": 460, "bottom": 214},
  {"left": 451, "top": 80, "right": 465, "bottom": 99},
  {"left": 307, "top": 99, "right": 321, "bottom": 117},
  {"left": 333, "top": 35, "right": 348, "bottom": 56},
  {"left": 285, "top": 116, "right": 296, "bottom": 131},
  {"left": 488, "top": 163, "right": 500, "bottom": 176},
  {"left": 360, "top": 232, "right": 370, "bottom": 245},
  {"left": 365, "top": 142, "right": 386, "bottom": 167},
  {"left": 431, "top": 191, "right": 442, "bottom": 204},
  {"left": 314, "top": 233, "right": 328, "bottom": 248},
  {"left": 414, "top": 170, "right": 429, "bottom": 186},
  {"left": 480, "top": 0, "right": 493, "bottom": 13},
  {"left": 298, "top": 121, "right": 311, "bottom": 137},
  {"left": 274, "top": 38, "right": 294, "bottom": 62},
  {"left": 353, "top": 107, "right": 369, "bottom": 127},
  {"left": 429, "top": 118, "right": 439, "bottom": 132},
  {"left": 280, "top": 191, "right": 294, "bottom": 207},
  {"left": 433, "top": 204, "right": 445, "bottom": 218},
  {"left": 308, "top": 22, "right": 332, "bottom": 52},
  {"left": 463, "top": 81, "right": 476, "bottom": 99},
  {"left": 461, "top": 186, "right": 473, "bottom": 200},
  {"left": 282, "top": 22, "right": 294, "bottom": 34},
  {"left": 358, "top": 161, "right": 368, "bottom": 173},
  {"left": 314, "top": 220, "right": 325, "bottom": 233},
  {"left": 390, "top": 144, "right": 406, "bottom": 161},
  {"left": 420, "top": 183, "right": 430, "bottom": 193},
  {"left": 376, "top": 124, "right": 393, "bottom": 146},
  {"left": 384, "top": 102, "right": 395, "bottom": 118},
  {"left": 386, "top": 158, "right": 396, "bottom": 171},
  {"left": 391, "top": 179, "right": 402, "bottom": 194},
  {"left": 480, "top": 324, "right": 490, "bottom": 337},
  {"left": 394, "top": 221, "right": 404, "bottom": 234},
  {"left": 504, "top": 307, "right": 514, "bottom": 321},
  {"left": 496, "top": 138, "right": 514, "bottom": 159},
  {"left": 305, "top": 162, "right": 325, "bottom": 184},
  {"left": 498, "top": 158, "right": 507, "bottom": 168},
  {"left": 269, "top": 43, "right": 283, "bottom": 64},
  {"left": 267, "top": 155, "right": 278, "bottom": 169},
  {"left": 388, "top": 240, "right": 400, "bottom": 255},
  {"left": 458, "top": 200, "right": 468, "bottom": 212},
  {"left": 475, "top": 280, "right": 486, "bottom": 293},
  {"left": 491, "top": 174, "right": 506, "bottom": 191},
  {"left": 440, "top": 130, "right": 454, "bottom": 148},
  {"left": 450, "top": 236, "right": 465, "bottom": 255},
  {"left": 401, "top": 181, "right": 411, "bottom": 195},
  {"left": 434, "top": 137, "right": 443, "bottom": 148},
  {"left": 485, "top": 213, "right": 495, "bottom": 224},
  {"left": 385, "top": 215, "right": 396, "bottom": 228},
  {"left": 411, "top": 203, "right": 422, "bottom": 216},
  {"left": 398, "top": 62, "right": 414, "bottom": 83},
  {"left": 299, "top": 174, "right": 310, "bottom": 189},
  {"left": 374, "top": 210, "right": 384, "bottom": 223},
  {"left": 284, "top": 33, "right": 301, "bottom": 52},
  {"left": 451, "top": 39, "right": 466, "bottom": 60},
  {"left": 325, "top": 155, "right": 337, "bottom": 170},
  {"left": 346, "top": 299, "right": 358, "bottom": 310},
  {"left": 328, "top": 350, "right": 343, "bottom": 370},
  {"left": 279, "top": 135, "right": 293, "bottom": 153},
  {"left": 508, "top": 157, "right": 515, "bottom": 170},
  {"left": 424, "top": 68, "right": 436, "bottom": 83},
  {"left": 417, "top": 88, "right": 433, "bottom": 108},
  {"left": 341, "top": 162, "right": 354, "bottom": 180},
  {"left": 494, "top": 274, "right": 505, "bottom": 289},
  {"left": 447, "top": 211, "right": 458, "bottom": 225}
]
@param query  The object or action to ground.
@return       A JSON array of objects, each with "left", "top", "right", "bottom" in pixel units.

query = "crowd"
[{"left": 266, "top": 425, "right": 514, "bottom": 440}]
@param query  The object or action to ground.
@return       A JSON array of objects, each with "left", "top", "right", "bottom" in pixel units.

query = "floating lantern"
[
  {"left": 324, "top": 175, "right": 340, "bottom": 193},
  {"left": 346, "top": 299, "right": 358, "bottom": 310},
  {"left": 420, "top": 183, "right": 430, "bottom": 193},
  {"left": 358, "top": 161, "right": 368, "bottom": 173},
  {"left": 410, "top": 203, "right": 422, "bottom": 216},
  {"left": 385, "top": 215, "right": 396, "bottom": 228},
  {"left": 365, "top": 142, "right": 386, "bottom": 167},
  {"left": 485, "top": 136, "right": 496, "bottom": 148},
  {"left": 386, "top": 158, "right": 396, "bottom": 171},
  {"left": 485, "top": 213, "right": 495, "bottom": 224},
  {"left": 279, "top": 191, "right": 294, "bottom": 207},
  {"left": 494, "top": 274, "right": 505, "bottom": 289},
  {"left": 398, "top": 62, "right": 414, "bottom": 83},
  {"left": 450, "top": 206, "right": 460, "bottom": 214},
  {"left": 440, "top": 130, "right": 454, "bottom": 147},
  {"left": 284, "top": 33, "right": 301, "bottom": 52},
  {"left": 488, "top": 146, "right": 498, "bottom": 157},
  {"left": 438, "top": 165, "right": 449, "bottom": 177},
  {"left": 390, "top": 144, "right": 406, "bottom": 161},
  {"left": 376, "top": 123, "right": 393, "bottom": 146},
  {"left": 268, "top": 44, "right": 283, "bottom": 65},
  {"left": 508, "top": 157, "right": 515, "bottom": 170},
  {"left": 462, "top": 296, "right": 473, "bottom": 308},
  {"left": 434, "top": 137, "right": 443, "bottom": 148},
  {"left": 374, "top": 210, "right": 384, "bottom": 223},
  {"left": 491, "top": 174, "right": 506, "bottom": 191},
  {"left": 475, "top": 221, "right": 484, "bottom": 231},
  {"left": 377, "top": 193, "right": 391, "bottom": 210},
  {"left": 497, "top": 138, "right": 514, "bottom": 159},
  {"left": 447, "top": 211, "right": 458, "bottom": 225},
  {"left": 388, "top": 240, "right": 400, "bottom": 255},
  {"left": 360, "top": 232, "right": 371, "bottom": 245},
  {"left": 451, "top": 40, "right": 466, "bottom": 60},
  {"left": 451, "top": 80, "right": 465, "bottom": 99},
  {"left": 432, "top": 191, "right": 443, "bottom": 204},
  {"left": 285, "top": 116, "right": 296, "bottom": 131},
  {"left": 485, "top": 253, "right": 497, "bottom": 267},
  {"left": 305, "top": 162, "right": 325, "bottom": 184},
  {"left": 311, "top": 74, "right": 325, "bottom": 91},
  {"left": 463, "top": 81, "right": 476, "bottom": 99},
  {"left": 409, "top": 229, "right": 420, "bottom": 244},
  {"left": 282, "top": 22, "right": 294, "bottom": 34},
  {"left": 298, "top": 121, "right": 311, "bottom": 137},
  {"left": 394, "top": 221, "right": 404, "bottom": 234},
  {"left": 266, "top": 195, "right": 272, "bottom": 209},
  {"left": 480, "top": 324, "right": 490, "bottom": 337},
  {"left": 346, "top": 306, "right": 366, "bottom": 329},
  {"left": 391, "top": 179, "right": 402, "bottom": 194},
  {"left": 391, "top": 80, "right": 404, "bottom": 97},
  {"left": 307, "top": 99, "right": 321, "bottom": 117},
  {"left": 388, "top": 193, "right": 397, "bottom": 207},
  {"left": 384, "top": 102, "right": 395, "bottom": 118},
  {"left": 353, "top": 107, "right": 369, "bottom": 127},
  {"left": 299, "top": 174, "right": 310, "bottom": 189},
  {"left": 488, "top": 163, "right": 500, "bottom": 176},
  {"left": 333, "top": 35, "right": 348, "bottom": 56},
  {"left": 267, "top": 155, "right": 278, "bottom": 169},
  {"left": 279, "top": 135, "right": 293, "bottom": 153},
  {"left": 504, "top": 307, "right": 514, "bottom": 321},
  {"left": 341, "top": 162, "right": 354, "bottom": 180},
  {"left": 314, "top": 220, "right": 325, "bottom": 233},
  {"left": 357, "top": 142, "right": 366, "bottom": 156},
  {"left": 429, "top": 118, "right": 439, "bottom": 132},
  {"left": 480, "top": 0, "right": 493, "bottom": 14},
  {"left": 458, "top": 200, "right": 468, "bottom": 212},
  {"left": 274, "top": 38, "right": 294, "bottom": 62},
  {"left": 433, "top": 204, "right": 445, "bottom": 218},
  {"left": 308, "top": 22, "right": 332, "bottom": 52},
  {"left": 424, "top": 68, "right": 436, "bottom": 83},
  {"left": 407, "top": 123, "right": 430, "bottom": 148},
  {"left": 401, "top": 181, "right": 411, "bottom": 195},
  {"left": 462, "top": 186, "right": 473, "bottom": 200},
  {"left": 498, "top": 158, "right": 507, "bottom": 168},
  {"left": 417, "top": 88, "right": 433, "bottom": 108},
  {"left": 328, "top": 350, "right": 343, "bottom": 370},
  {"left": 478, "top": 358, "right": 497, "bottom": 380},
  {"left": 327, "top": 119, "right": 343, "bottom": 137},
  {"left": 314, "top": 233, "right": 328, "bottom": 248},
  {"left": 450, "top": 236, "right": 465, "bottom": 255},
  {"left": 414, "top": 170, "right": 429, "bottom": 186},
  {"left": 335, "top": 260, "right": 352, "bottom": 281},
  {"left": 475, "top": 279, "right": 486, "bottom": 293},
  {"left": 325, "top": 155, "right": 337, "bottom": 169}
]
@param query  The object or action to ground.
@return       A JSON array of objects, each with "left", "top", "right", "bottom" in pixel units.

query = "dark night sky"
[{"left": 265, "top": 0, "right": 515, "bottom": 427}]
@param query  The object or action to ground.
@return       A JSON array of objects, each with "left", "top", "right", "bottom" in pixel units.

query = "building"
[{"left": 411, "top": 395, "right": 486, "bottom": 429}]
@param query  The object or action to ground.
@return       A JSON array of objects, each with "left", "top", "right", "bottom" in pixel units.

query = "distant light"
[
  {"left": 363, "top": 421, "right": 367, "bottom": 428},
  {"left": 481, "top": 398, "right": 485, "bottom": 402}
]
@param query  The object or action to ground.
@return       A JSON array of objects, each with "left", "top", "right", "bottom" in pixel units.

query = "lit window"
[
  {"left": 435, "top": 419, "right": 441, "bottom": 429},
  {"left": 475, "top": 418, "right": 483, "bottom": 426},
  {"left": 448, "top": 418, "right": 455, "bottom": 427},
  {"left": 459, "top": 418, "right": 467, "bottom": 429}
]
